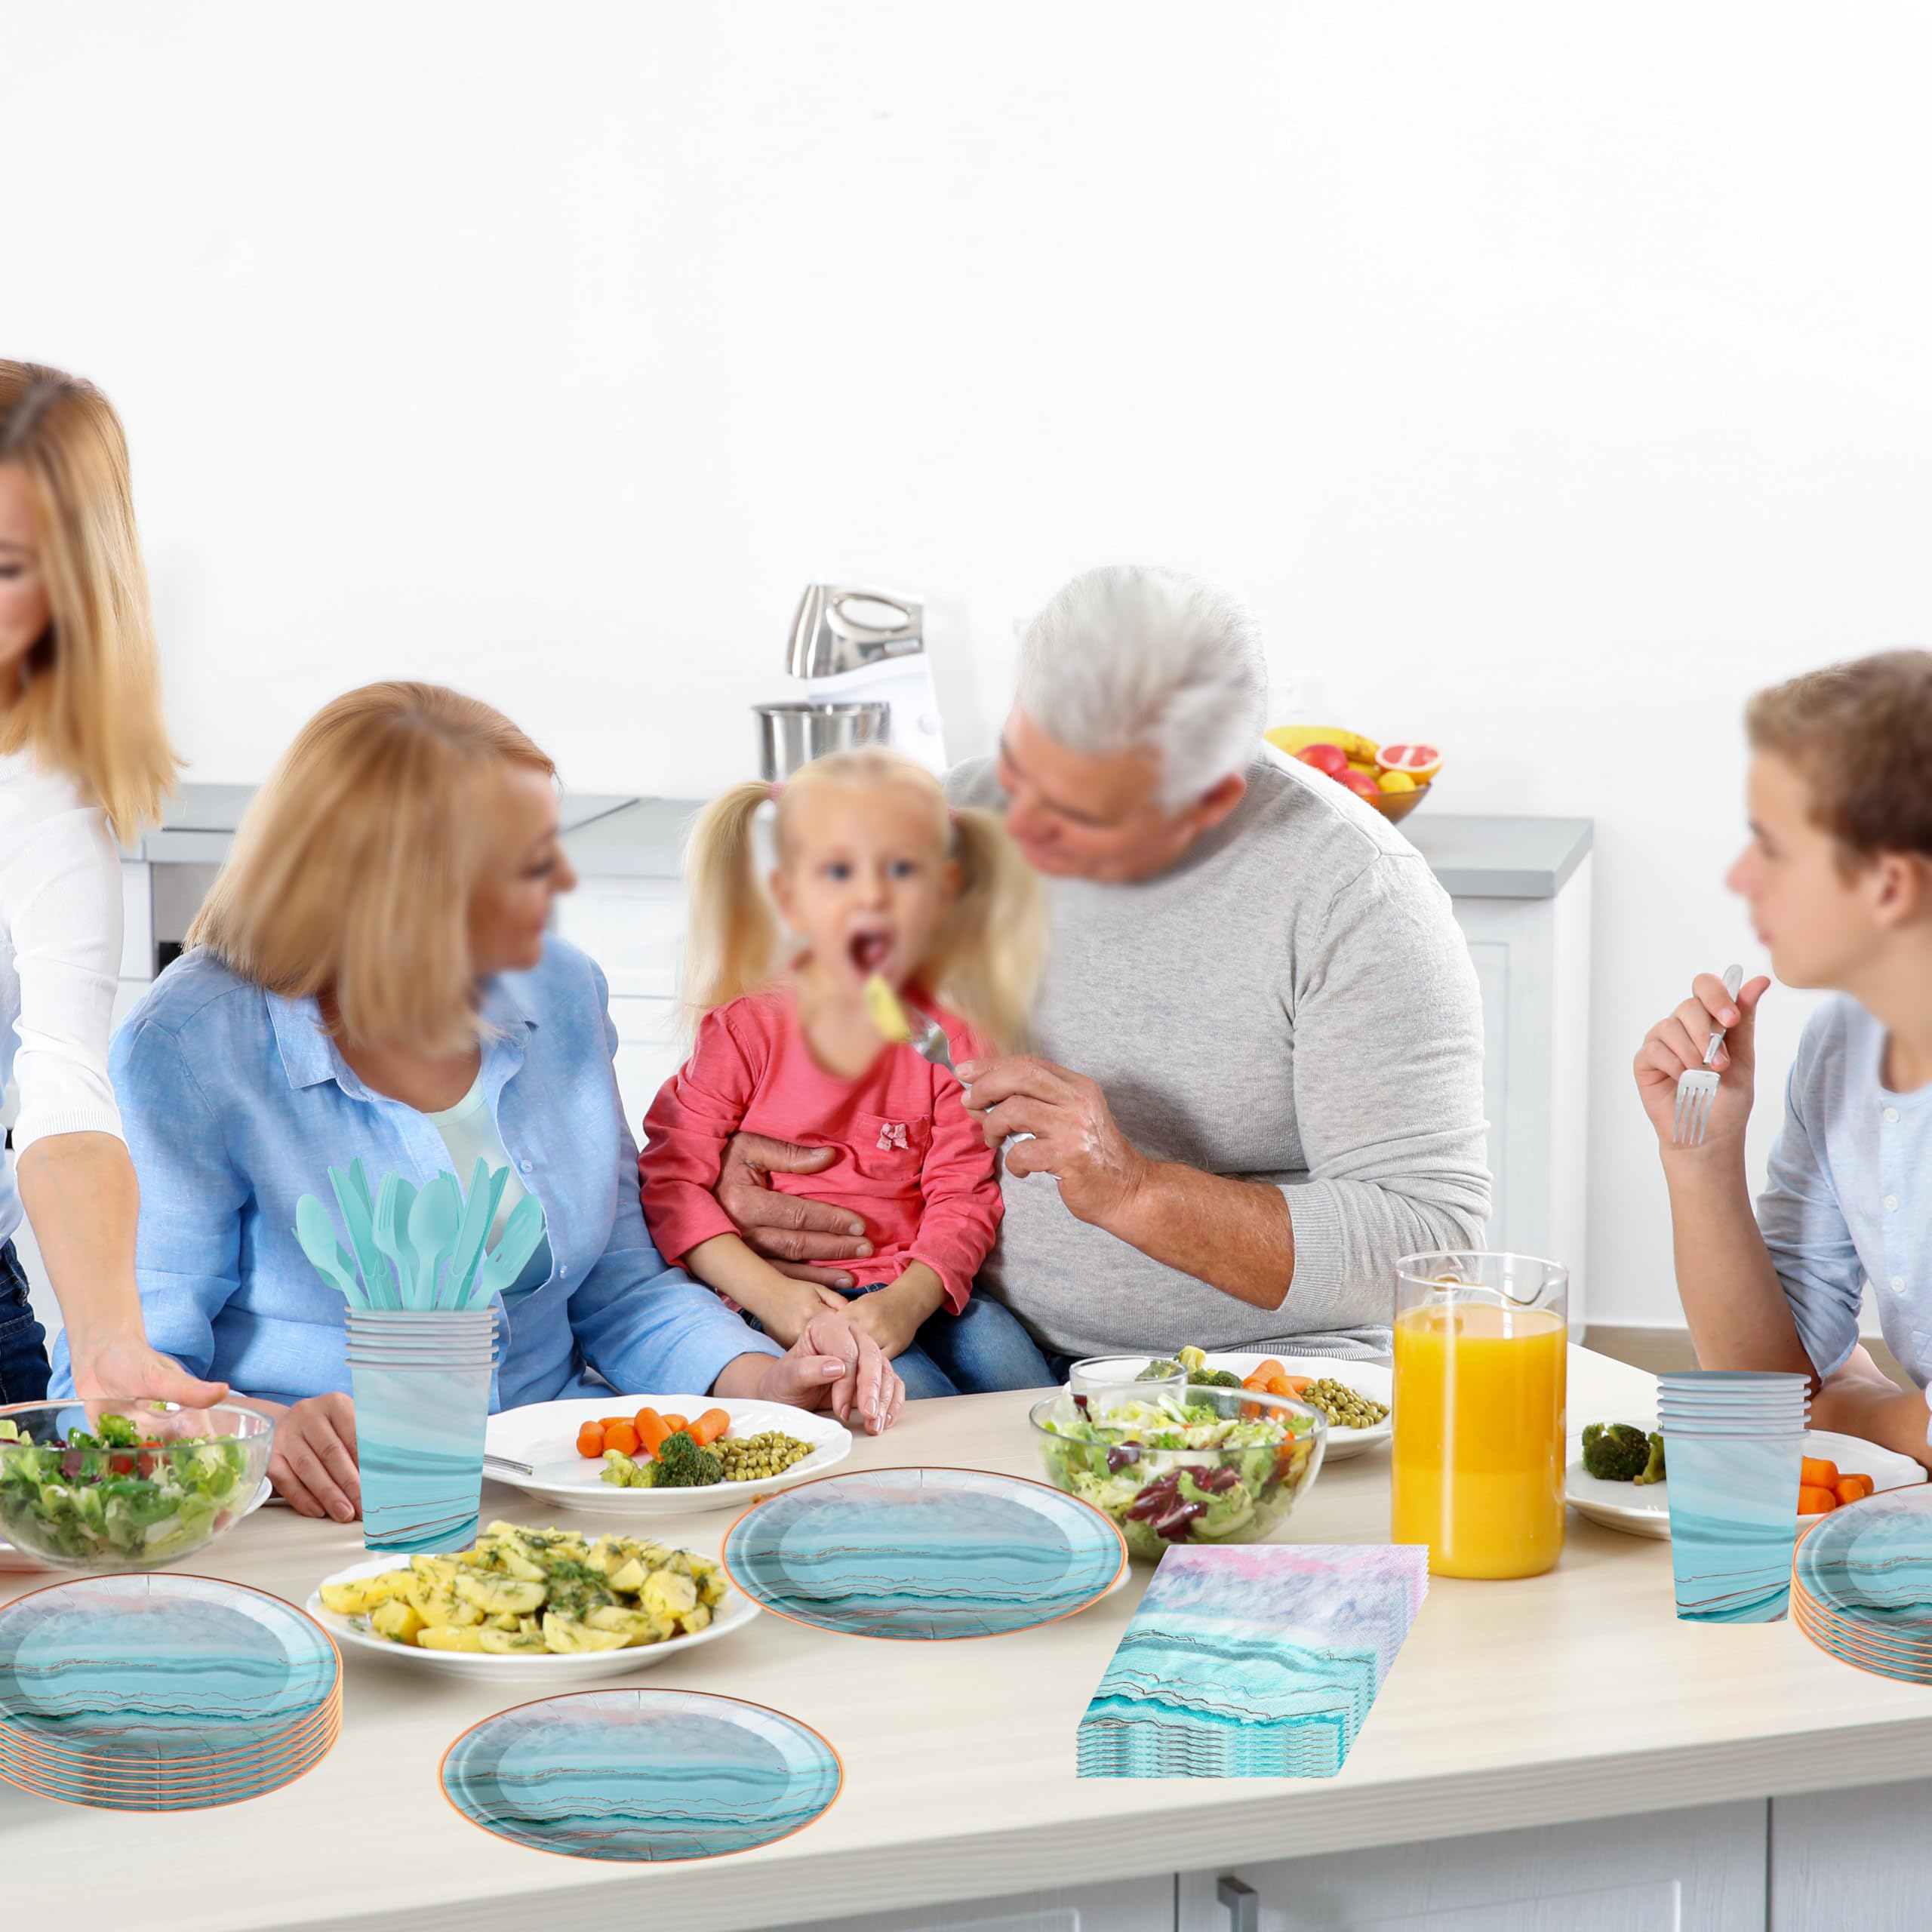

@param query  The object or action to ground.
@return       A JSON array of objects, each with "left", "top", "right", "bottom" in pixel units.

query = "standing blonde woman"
[
  {"left": 51, "top": 684, "right": 903, "bottom": 1518},
  {"left": 0, "top": 361, "right": 224, "bottom": 1406}
]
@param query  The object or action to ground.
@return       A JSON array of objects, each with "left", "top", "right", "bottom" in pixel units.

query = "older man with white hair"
[{"left": 714, "top": 565, "right": 1489, "bottom": 1364}]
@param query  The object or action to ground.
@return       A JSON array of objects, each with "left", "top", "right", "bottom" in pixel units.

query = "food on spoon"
[
  {"left": 1581, "top": 1421, "right": 1655, "bottom": 1483},
  {"left": 0, "top": 1412, "right": 255, "bottom": 1565},
  {"left": 865, "top": 971, "right": 915, "bottom": 1044},
  {"left": 318, "top": 1521, "right": 728, "bottom": 1654},
  {"left": 1377, "top": 743, "right": 1443, "bottom": 780}
]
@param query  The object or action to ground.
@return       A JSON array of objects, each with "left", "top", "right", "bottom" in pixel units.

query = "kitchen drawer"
[
  {"left": 555, "top": 876, "right": 685, "bottom": 999},
  {"left": 761, "top": 1876, "right": 1176, "bottom": 1932}
]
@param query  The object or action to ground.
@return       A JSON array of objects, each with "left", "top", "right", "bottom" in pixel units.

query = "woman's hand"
[
  {"left": 720, "top": 1311, "right": 906, "bottom": 1434},
  {"left": 258, "top": 1393, "right": 361, "bottom": 1521},
  {"left": 68, "top": 1334, "right": 229, "bottom": 1407},
  {"left": 1634, "top": 972, "right": 1772, "bottom": 1156}
]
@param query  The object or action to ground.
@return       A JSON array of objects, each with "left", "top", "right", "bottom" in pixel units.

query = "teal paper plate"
[
  {"left": 1795, "top": 1487, "right": 1932, "bottom": 1632},
  {"left": 440, "top": 1688, "right": 840, "bottom": 1861},
  {"left": 0, "top": 1574, "right": 339, "bottom": 1761},
  {"left": 723, "top": 1466, "right": 1128, "bottom": 1639}
]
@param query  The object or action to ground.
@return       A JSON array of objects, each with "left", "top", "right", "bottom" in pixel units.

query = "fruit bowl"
[
  {"left": 0, "top": 1399, "right": 275, "bottom": 1570},
  {"left": 1372, "top": 780, "right": 1431, "bottom": 825},
  {"left": 1031, "top": 1382, "right": 1326, "bottom": 1561}
]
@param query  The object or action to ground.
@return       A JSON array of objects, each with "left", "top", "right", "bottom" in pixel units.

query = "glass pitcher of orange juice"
[{"left": 1390, "top": 1251, "right": 1568, "bottom": 1580}]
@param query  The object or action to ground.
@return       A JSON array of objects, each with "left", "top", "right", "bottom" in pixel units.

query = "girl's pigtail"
[
  {"left": 678, "top": 779, "right": 781, "bottom": 1038},
  {"left": 931, "top": 806, "right": 1048, "bottom": 1049}
]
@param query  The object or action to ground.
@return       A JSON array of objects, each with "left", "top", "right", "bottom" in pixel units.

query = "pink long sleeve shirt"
[{"left": 637, "top": 989, "right": 999, "bottom": 1315}]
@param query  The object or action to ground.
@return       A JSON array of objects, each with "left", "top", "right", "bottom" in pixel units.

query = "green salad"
[
  {"left": 0, "top": 1412, "right": 254, "bottom": 1564},
  {"left": 1038, "top": 1390, "right": 1321, "bottom": 1561}
]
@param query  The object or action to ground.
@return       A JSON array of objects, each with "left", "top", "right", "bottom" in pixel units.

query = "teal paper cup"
[
  {"left": 349, "top": 1359, "right": 494, "bottom": 1555},
  {"left": 1665, "top": 1429, "right": 1804, "bottom": 1623}
]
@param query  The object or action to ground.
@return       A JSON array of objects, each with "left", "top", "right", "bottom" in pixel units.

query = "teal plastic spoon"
[
  {"left": 469, "top": 1195, "right": 547, "bottom": 1306},
  {"left": 294, "top": 1196, "right": 368, "bottom": 1309},
  {"left": 409, "top": 1172, "right": 461, "bottom": 1310},
  {"left": 372, "top": 1174, "right": 420, "bottom": 1311}
]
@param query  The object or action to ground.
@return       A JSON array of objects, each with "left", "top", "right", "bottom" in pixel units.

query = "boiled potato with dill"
[{"left": 318, "top": 1521, "right": 728, "bottom": 1656}]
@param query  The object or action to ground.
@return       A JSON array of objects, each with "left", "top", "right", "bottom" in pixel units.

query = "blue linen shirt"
[
  {"left": 1760, "top": 995, "right": 1932, "bottom": 1389},
  {"left": 49, "top": 939, "right": 778, "bottom": 1409}
]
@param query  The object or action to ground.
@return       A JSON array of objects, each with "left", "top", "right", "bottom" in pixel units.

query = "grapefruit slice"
[{"left": 1376, "top": 743, "right": 1442, "bottom": 780}]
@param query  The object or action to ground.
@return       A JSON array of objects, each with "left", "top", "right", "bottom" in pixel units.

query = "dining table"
[{"left": 6, "top": 1345, "right": 1932, "bottom": 1932}]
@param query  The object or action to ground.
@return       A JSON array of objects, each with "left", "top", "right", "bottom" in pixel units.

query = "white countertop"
[{"left": 8, "top": 1347, "right": 1927, "bottom": 1930}]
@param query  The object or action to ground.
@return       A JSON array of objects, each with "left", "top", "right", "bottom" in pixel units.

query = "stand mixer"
[{"left": 752, "top": 584, "right": 949, "bottom": 781}]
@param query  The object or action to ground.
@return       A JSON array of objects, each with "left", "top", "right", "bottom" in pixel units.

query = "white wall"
[{"left": 9, "top": 2, "right": 1931, "bottom": 1328}]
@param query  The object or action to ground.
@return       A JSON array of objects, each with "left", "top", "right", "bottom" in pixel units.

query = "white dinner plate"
[
  {"left": 0, "top": 1474, "right": 274, "bottom": 1572},
  {"left": 1565, "top": 1427, "right": 1927, "bottom": 1540},
  {"left": 1203, "top": 1354, "right": 1393, "bottom": 1462},
  {"left": 483, "top": 1395, "right": 852, "bottom": 1517},
  {"left": 307, "top": 1551, "right": 760, "bottom": 1684}
]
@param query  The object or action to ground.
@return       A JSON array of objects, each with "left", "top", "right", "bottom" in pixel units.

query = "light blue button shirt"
[
  {"left": 48, "top": 939, "right": 779, "bottom": 1409},
  {"left": 1760, "top": 995, "right": 1932, "bottom": 1388}
]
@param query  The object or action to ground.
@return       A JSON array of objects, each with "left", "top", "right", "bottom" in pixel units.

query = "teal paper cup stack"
[
  {"left": 294, "top": 1157, "right": 549, "bottom": 1558},
  {"left": 1660, "top": 1371, "right": 1809, "bottom": 1623}
]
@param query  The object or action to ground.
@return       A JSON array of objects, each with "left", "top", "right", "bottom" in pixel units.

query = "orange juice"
[{"left": 1390, "top": 1299, "right": 1567, "bottom": 1579}]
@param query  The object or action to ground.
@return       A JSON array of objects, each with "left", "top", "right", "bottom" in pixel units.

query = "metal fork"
[
  {"left": 899, "top": 1000, "right": 1033, "bottom": 1143},
  {"left": 1672, "top": 964, "right": 1744, "bottom": 1146}
]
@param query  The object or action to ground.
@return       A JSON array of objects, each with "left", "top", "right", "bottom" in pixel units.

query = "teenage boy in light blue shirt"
[{"left": 1635, "top": 651, "right": 1932, "bottom": 1465}]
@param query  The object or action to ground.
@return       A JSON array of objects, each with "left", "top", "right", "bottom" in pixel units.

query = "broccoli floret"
[
  {"left": 1580, "top": 1421, "right": 1654, "bottom": 1483},
  {"left": 1187, "top": 1368, "right": 1245, "bottom": 1389},
  {"left": 651, "top": 1430, "right": 724, "bottom": 1488},
  {"left": 1137, "top": 1358, "right": 1184, "bottom": 1382},
  {"left": 1633, "top": 1432, "right": 1667, "bottom": 1485}
]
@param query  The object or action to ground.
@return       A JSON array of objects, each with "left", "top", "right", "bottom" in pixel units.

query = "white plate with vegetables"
[
  {"left": 307, "top": 1522, "right": 760, "bottom": 1683},
  {"left": 1196, "top": 1354, "right": 1393, "bottom": 1461},
  {"left": 1566, "top": 1426, "right": 1926, "bottom": 1540},
  {"left": 483, "top": 1395, "right": 851, "bottom": 1518}
]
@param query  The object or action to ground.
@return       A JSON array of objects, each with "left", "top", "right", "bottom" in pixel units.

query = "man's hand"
[
  {"left": 957, "top": 1055, "right": 1150, "bottom": 1230},
  {"left": 260, "top": 1393, "right": 360, "bottom": 1521},
  {"left": 1634, "top": 971, "right": 1772, "bottom": 1156},
  {"left": 715, "top": 1132, "right": 872, "bottom": 1288},
  {"left": 69, "top": 1335, "right": 229, "bottom": 1408}
]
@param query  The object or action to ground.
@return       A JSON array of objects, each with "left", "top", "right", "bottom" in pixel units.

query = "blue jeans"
[
  {"left": 0, "top": 1239, "right": 51, "bottom": 1405},
  {"left": 745, "top": 1286, "right": 1055, "bottom": 1398}
]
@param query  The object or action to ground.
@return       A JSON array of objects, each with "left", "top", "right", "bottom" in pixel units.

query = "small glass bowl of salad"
[
  {"left": 1030, "top": 1381, "right": 1327, "bottom": 1561},
  {"left": 0, "top": 1400, "right": 275, "bottom": 1570}
]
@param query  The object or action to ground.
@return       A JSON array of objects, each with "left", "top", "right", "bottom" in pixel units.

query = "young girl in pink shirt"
[{"left": 638, "top": 748, "right": 1054, "bottom": 1397}]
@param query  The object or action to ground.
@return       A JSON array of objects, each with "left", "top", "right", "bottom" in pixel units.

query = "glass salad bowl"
[
  {"left": 1030, "top": 1381, "right": 1327, "bottom": 1561},
  {"left": 0, "top": 1398, "right": 275, "bottom": 1570}
]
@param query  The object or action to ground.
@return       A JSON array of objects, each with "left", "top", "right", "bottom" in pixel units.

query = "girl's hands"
[
  {"left": 259, "top": 1393, "right": 361, "bottom": 1521},
  {"left": 754, "top": 1278, "right": 853, "bottom": 1348},
  {"left": 749, "top": 1310, "right": 906, "bottom": 1434},
  {"left": 1634, "top": 971, "right": 1772, "bottom": 1156}
]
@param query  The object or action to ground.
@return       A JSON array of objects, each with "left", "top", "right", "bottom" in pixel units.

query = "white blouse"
[{"left": 0, "top": 749, "right": 125, "bottom": 1244}]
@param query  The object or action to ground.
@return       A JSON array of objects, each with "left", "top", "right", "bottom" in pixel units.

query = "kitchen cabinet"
[
  {"left": 762, "top": 1877, "right": 1177, "bottom": 1932},
  {"left": 1768, "top": 1777, "right": 1932, "bottom": 1927},
  {"left": 1180, "top": 1798, "right": 1765, "bottom": 1932}
]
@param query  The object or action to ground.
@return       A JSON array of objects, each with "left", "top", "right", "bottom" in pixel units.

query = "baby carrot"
[
  {"left": 1835, "top": 1474, "right": 1875, "bottom": 1506},
  {"left": 688, "top": 1408, "right": 733, "bottom": 1448},
  {"left": 1798, "top": 1484, "right": 1839, "bottom": 1515},
  {"left": 605, "top": 1420, "right": 641, "bottom": 1457},
  {"left": 1269, "top": 1374, "right": 1313, "bottom": 1398},
  {"left": 660, "top": 1414, "right": 689, "bottom": 1432},
  {"left": 635, "top": 1410, "right": 672, "bottom": 1458},
  {"left": 1800, "top": 1457, "right": 1841, "bottom": 1491},
  {"left": 600, "top": 1416, "right": 632, "bottom": 1432},
  {"left": 576, "top": 1424, "right": 606, "bottom": 1459}
]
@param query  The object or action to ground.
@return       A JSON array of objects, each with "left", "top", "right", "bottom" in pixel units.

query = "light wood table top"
[{"left": 6, "top": 1348, "right": 1928, "bottom": 1931}]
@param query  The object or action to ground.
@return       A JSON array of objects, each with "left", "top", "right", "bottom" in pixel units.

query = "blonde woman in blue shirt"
[{"left": 52, "top": 684, "right": 906, "bottom": 1518}]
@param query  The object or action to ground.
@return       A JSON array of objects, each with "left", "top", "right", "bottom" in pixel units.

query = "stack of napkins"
[{"left": 1078, "top": 1544, "right": 1428, "bottom": 1779}]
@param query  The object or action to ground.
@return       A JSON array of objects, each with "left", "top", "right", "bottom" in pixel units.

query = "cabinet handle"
[{"left": 1217, "top": 1875, "right": 1258, "bottom": 1932}]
